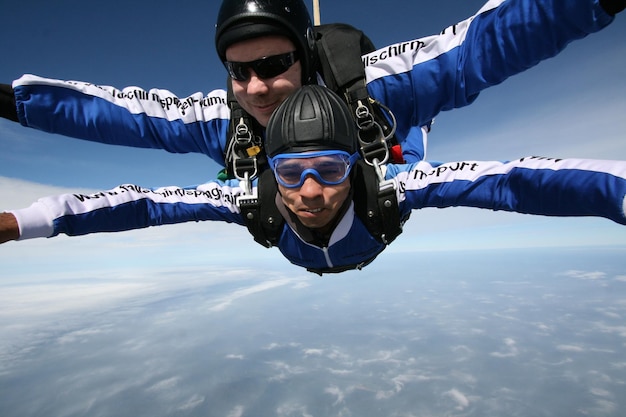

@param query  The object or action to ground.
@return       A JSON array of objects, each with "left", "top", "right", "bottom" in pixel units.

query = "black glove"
[
  {"left": 0, "top": 84, "right": 18, "bottom": 122},
  {"left": 600, "top": 0, "right": 626, "bottom": 15}
]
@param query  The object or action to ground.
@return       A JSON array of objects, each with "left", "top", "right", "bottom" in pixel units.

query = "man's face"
[
  {"left": 226, "top": 35, "right": 302, "bottom": 127},
  {"left": 278, "top": 172, "right": 351, "bottom": 233}
]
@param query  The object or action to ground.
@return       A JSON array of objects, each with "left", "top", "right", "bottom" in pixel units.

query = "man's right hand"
[
  {"left": 0, "top": 213, "right": 20, "bottom": 243},
  {"left": 0, "top": 84, "right": 18, "bottom": 122},
  {"left": 600, "top": 0, "right": 626, "bottom": 15}
]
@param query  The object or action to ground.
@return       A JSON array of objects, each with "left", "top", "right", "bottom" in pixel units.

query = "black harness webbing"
[
  {"left": 314, "top": 23, "right": 374, "bottom": 92},
  {"left": 314, "top": 24, "right": 398, "bottom": 166},
  {"left": 351, "top": 160, "right": 403, "bottom": 245},
  {"left": 224, "top": 80, "right": 266, "bottom": 182},
  {"left": 238, "top": 169, "right": 283, "bottom": 248}
]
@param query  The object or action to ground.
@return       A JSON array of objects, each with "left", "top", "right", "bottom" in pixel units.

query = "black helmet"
[
  {"left": 265, "top": 85, "right": 358, "bottom": 157},
  {"left": 215, "top": 0, "right": 317, "bottom": 83}
]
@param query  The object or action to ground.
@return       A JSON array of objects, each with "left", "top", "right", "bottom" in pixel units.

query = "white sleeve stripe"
[
  {"left": 397, "top": 157, "right": 626, "bottom": 191},
  {"left": 40, "top": 184, "right": 242, "bottom": 218},
  {"left": 363, "top": 0, "right": 504, "bottom": 82},
  {"left": 14, "top": 74, "right": 229, "bottom": 123}
]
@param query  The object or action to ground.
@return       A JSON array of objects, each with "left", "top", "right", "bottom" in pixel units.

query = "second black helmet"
[
  {"left": 265, "top": 85, "right": 358, "bottom": 158},
  {"left": 215, "top": 0, "right": 317, "bottom": 84}
]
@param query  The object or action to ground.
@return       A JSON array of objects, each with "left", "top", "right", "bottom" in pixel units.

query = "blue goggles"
[{"left": 268, "top": 151, "right": 360, "bottom": 188}]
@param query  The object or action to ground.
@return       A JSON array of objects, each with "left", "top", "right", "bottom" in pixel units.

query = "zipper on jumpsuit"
[{"left": 321, "top": 246, "right": 333, "bottom": 269}]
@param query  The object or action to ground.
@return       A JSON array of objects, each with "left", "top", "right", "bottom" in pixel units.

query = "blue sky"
[{"left": 0, "top": 0, "right": 625, "bottom": 270}]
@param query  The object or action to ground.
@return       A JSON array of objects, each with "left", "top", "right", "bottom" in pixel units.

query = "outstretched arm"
[
  {"left": 3, "top": 181, "right": 247, "bottom": 243},
  {"left": 367, "top": 0, "right": 620, "bottom": 132},
  {"left": 3, "top": 77, "right": 231, "bottom": 165},
  {"left": 391, "top": 156, "right": 626, "bottom": 224},
  {"left": 0, "top": 213, "right": 19, "bottom": 243}
]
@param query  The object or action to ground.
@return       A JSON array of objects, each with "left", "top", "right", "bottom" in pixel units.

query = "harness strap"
[
  {"left": 238, "top": 169, "right": 284, "bottom": 248},
  {"left": 352, "top": 160, "right": 403, "bottom": 245},
  {"left": 315, "top": 24, "right": 400, "bottom": 165},
  {"left": 314, "top": 23, "right": 374, "bottom": 91},
  {"left": 224, "top": 80, "right": 266, "bottom": 182}
]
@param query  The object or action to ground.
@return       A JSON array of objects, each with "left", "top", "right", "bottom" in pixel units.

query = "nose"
[
  {"left": 246, "top": 71, "right": 270, "bottom": 95},
  {"left": 298, "top": 175, "right": 324, "bottom": 199}
]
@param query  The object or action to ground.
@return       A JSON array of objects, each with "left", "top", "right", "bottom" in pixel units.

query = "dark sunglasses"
[{"left": 225, "top": 51, "right": 299, "bottom": 82}]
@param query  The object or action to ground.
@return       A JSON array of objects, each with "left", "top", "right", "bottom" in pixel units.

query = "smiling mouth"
[
  {"left": 253, "top": 102, "right": 277, "bottom": 112},
  {"left": 304, "top": 208, "right": 323, "bottom": 213}
]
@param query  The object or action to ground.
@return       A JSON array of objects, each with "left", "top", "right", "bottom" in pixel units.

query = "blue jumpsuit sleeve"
[
  {"left": 11, "top": 1, "right": 615, "bottom": 169},
  {"left": 366, "top": 0, "right": 615, "bottom": 142},
  {"left": 10, "top": 180, "right": 248, "bottom": 240},
  {"left": 13, "top": 75, "right": 231, "bottom": 165},
  {"left": 387, "top": 157, "right": 626, "bottom": 224}
]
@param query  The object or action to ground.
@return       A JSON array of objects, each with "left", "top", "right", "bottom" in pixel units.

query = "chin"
[{"left": 298, "top": 217, "right": 328, "bottom": 230}]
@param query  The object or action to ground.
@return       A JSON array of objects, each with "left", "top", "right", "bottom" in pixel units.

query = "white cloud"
[
  {"left": 594, "top": 323, "right": 626, "bottom": 338},
  {"left": 579, "top": 398, "right": 618, "bottom": 416},
  {"left": 375, "top": 390, "right": 395, "bottom": 400},
  {"left": 328, "top": 368, "right": 353, "bottom": 375},
  {"left": 226, "top": 405, "right": 244, "bottom": 417},
  {"left": 560, "top": 270, "right": 607, "bottom": 281},
  {"left": 292, "top": 281, "right": 312, "bottom": 289},
  {"left": 0, "top": 282, "right": 149, "bottom": 318},
  {"left": 490, "top": 337, "right": 519, "bottom": 358},
  {"left": 208, "top": 278, "right": 296, "bottom": 312},
  {"left": 444, "top": 388, "right": 470, "bottom": 410},
  {"left": 55, "top": 325, "right": 115, "bottom": 345},
  {"left": 303, "top": 348, "right": 324, "bottom": 357},
  {"left": 225, "top": 354, "right": 245, "bottom": 360},
  {"left": 590, "top": 388, "right": 613, "bottom": 398},
  {"left": 324, "top": 385, "right": 345, "bottom": 406},
  {"left": 276, "top": 403, "right": 312, "bottom": 417},
  {"left": 450, "top": 370, "right": 478, "bottom": 385},
  {"left": 146, "top": 377, "right": 181, "bottom": 393},
  {"left": 556, "top": 344, "right": 585, "bottom": 353},
  {"left": 266, "top": 360, "right": 306, "bottom": 382},
  {"left": 177, "top": 395, "right": 205, "bottom": 411},
  {"left": 395, "top": 373, "right": 434, "bottom": 389},
  {"left": 599, "top": 310, "right": 621, "bottom": 319},
  {"left": 357, "top": 349, "right": 405, "bottom": 365},
  {"left": 325, "top": 348, "right": 351, "bottom": 362},
  {"left": 533, "top": 322, "right": 552, "bottom": 333},
  {"left": 376, "top": 372, "right": 438, "bottom": 400},
  {"left": 451, "top": 345, "right": 473, "bottom": 362}
]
